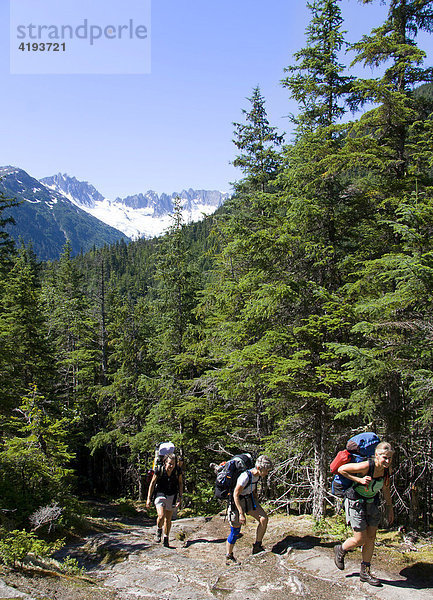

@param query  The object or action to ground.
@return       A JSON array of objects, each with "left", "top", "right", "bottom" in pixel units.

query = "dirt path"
[{"left": 1, "top": 511, "right": 432, "bottom": 600}]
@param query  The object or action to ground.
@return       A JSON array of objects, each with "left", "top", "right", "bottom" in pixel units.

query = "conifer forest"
[{"left": 1, "top": 0, "right": 433, "bottom": 542}]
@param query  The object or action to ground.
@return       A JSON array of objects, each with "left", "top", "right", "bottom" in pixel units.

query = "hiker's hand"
[
  {"left": 359, "top": 475, "right": 371, "bottom": 486},
  {"left": 239, "top": 512, "right": 246, "bottom": 525},
  {"left": 146, "top": 500, "right": 151, "bottom": 509},
  {"left": 387, "top": 505, "right": 394, "bottom": 525}
]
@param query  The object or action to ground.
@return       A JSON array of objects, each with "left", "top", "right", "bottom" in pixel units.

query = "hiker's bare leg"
[
  {"left": 248, "top": 506, "right": 268, "bottom": 543},
  {"left": 342, "top": 529, "right": 367, "bottom": 552},
  {"left": 361, "top": 526, "right": 377, "bottom": 563},
  {"left": 156, "top": 504, "right": 165, "bottom": 530},
  {"left": 163, "top": 509, "right": 174, "bottom": 537}
]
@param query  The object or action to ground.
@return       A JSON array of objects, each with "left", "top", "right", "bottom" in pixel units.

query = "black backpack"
[{"left": 214, "top": 453, "right": 254, "bottom": 500}]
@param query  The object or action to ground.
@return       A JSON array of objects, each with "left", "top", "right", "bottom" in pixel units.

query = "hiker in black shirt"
[{"left": 146, "top": 453, "right": 183, "bottom": 547}]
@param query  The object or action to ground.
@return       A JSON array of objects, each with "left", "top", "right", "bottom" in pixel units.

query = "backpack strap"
[
  {"left": 247, "top": 470, "right": 256, "bottom": 510},
  {"left": 344, "top": 458, "right": 375, "bottom": 501},
  {"left": 368, "top": 458, "right": 389, "bottom": 482}
]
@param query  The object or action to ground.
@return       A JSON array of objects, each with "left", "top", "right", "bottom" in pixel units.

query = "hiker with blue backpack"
[
  {"left": 224, "top": 455, "right": 273, "bottom": 564},
  {"left": 333, "top": 441, "right": 394, "bottom": 586}
]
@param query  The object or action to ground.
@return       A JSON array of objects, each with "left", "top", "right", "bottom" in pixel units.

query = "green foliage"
[
  {"left": 282, "top": 0, "right": 353, "bottom": 133},
  {"left": 60, "top": 555, "right": 85, "bottom": 576},
  {"left": 232, "top": 86, "right": 284, "bottom": 192},
  {"left": 313, "top": 512, "right": 350, "bottom": 539},
  {"left": 1, "top": 0, "right": 433, "bottom": 530},
  {"left": 0, "top": 529, "right": 63, "bottom": 568},
  {"left": 0, "top": 245, "right": 55, "bottom": 412},
  {"left": 0, "top": 386, "right": 74, "bottom": 526},
  {"left": 0, "top": 185, "right": 18, "bottom": 270}
]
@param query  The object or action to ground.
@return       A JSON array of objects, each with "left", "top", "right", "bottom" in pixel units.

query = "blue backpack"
[{"left": 330, "top": 432, "right": 380, "bottom": 497}]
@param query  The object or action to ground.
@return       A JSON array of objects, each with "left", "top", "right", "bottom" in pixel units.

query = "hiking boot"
[
  {"left": 225, "top": 553, "right": 237, "bottom": 564},
  {"left": 334, "top": 544, "right": 346, "bottom": 570},
  {"left": 163, "top": 536, "right": 170, "bottom": 548},
  {"left": 155, "top": 529, "right": 162, "bottom": 543},
  {"left": 360, "top": 562, "right": 381, "bottom": 586},
  {"left": 252, "top": 541, "right": 265, "bottom": 555}
]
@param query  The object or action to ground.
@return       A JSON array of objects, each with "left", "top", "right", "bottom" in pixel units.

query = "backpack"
[
  {"left": 330, "top": 432, "right": 380, "bottom": 497},
  {"left": 153, "top": 441, "right": 176, "bottom": 477},
  {"left": 214, "top": 453, "right": 254, "bottom": 500},
  {"left": 149, "top": 441, "right": 182, "bottom": 501}
]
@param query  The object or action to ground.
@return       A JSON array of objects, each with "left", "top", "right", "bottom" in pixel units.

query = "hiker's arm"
[
  {"left": 382, "top": 478, "right": 394, "bottom": 525},
  {"left": 338, "top": 461, "right": 371, "bottom": 485},
  {"left": 176, "top": 473, "right": 183, "bottom": 507},
  {"left": 146, "top": 474, "right": 158, "bottom": 508},
  {"left": 233, "top": 484, "right": 246, "bottom": 525}
]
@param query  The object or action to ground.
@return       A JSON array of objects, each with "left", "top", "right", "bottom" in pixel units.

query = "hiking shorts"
[
  {"left": 344, "top": 497, "right": 380, "bottom": 531},
  {"left": 228, "top": 495, "right": 257, "bottom": 527},
  {"left": 155, "top": 493, "right": 176, "bottom": 511}
]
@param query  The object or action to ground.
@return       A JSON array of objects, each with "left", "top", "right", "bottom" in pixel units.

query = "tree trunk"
[{"left": 312, "top": 405, "right": 326, "bottom": 520}]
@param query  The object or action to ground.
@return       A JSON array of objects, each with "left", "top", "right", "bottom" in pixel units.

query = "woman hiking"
[
  {"left": 146, "top": 453, "right": 183, "bottom": 548},
  {"left": 334, "top": 441, "right": 394, "bottom": 586}
]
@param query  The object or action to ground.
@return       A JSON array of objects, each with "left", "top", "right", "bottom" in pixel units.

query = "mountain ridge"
[
  {"left": 0, "top": 165, "right": 129, "bottom": 260},
  {"left": 0, "top": 166, "right": 230, "bottom": 259},
  {"left": 41, "top": 173, "right": 230, "bottom": 238}
]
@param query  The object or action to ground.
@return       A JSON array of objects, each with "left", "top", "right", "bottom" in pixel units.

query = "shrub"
[{"left": 0, "top": 529, "right": 63, "bottom": 568}]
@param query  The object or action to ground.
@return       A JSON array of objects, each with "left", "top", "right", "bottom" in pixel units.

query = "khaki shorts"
[
  {"left": 155, "top": 493, "right": 176, "bottom": 511},
  {"left": 344, "top": 497, "right": 380, "bottom": 531},
  {"left": 228, "top": 495, "right": 257, "bottom": 527}
]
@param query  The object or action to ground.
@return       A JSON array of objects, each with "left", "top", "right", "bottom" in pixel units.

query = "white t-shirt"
[{"left": 236, "top": 470, "right": 259, "bottom": 496}]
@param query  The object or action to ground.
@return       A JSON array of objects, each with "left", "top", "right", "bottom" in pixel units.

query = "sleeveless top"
[
  {"left": 350, "top": 458, "right": 388, "bottom": 503},
  {"left": 155, "top": 466, "right": 180, "bottom": 496}
]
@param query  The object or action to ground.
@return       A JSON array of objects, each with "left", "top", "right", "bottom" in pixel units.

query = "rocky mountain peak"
[{"left": 41, "top": 173, "right": 105, "bottom": 208}]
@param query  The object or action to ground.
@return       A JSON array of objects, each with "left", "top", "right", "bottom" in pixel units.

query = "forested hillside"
[{"left": 1, "top": 0, "right": 433, "bottom": 548}]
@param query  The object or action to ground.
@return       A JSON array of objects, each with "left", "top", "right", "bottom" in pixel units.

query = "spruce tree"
[
  {"left": 278, "top": 0, "right": 355, "bottom": 518},
  {"left": 0, "top": 244, "right": 54, "bottom": 416},
  {"left": 282, "top": 0, "right": 352, "bottom": 133},
  {"left": 0, "top": 187, "right": 18, "bottom": 271},
  {"left": 43, "top": 241, "right": 101, "bottom": 409},
  {"left": 326, "top": 0, "right": 433, "bottom": 524},
  {"left": 338, "top": 0, "right": 433, "bottom": 182},
  {"left": 232, "top": 86, "right": 284, "bottom": 192}
]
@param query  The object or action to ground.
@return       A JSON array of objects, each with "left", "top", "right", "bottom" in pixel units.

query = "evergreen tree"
[
  {"left": 0, "top": 385, "right": 74, "bottom": 525},
  {"left": 0, "top": 187, "right": 19, "bottom": 271},
  {"left": 282, "top": 0, "right": 352, "bottom": 133},
  {"left": 325, "top": 0, "right": 433, "bottom": 523},
  {"left": 0, "top": 244, "right": 54, "bottom": 416},
  {"left": 232, "top": 86, "right": 284, "bottom": 192},
  {"left": 338, "top": 0, "right": 433, "bottom": 182},
  {"left": 43, "top": 241, "right": 101, "bottom": 410},
  {"left": 277, "top": 0, "right": 355, "bottom": 517}
]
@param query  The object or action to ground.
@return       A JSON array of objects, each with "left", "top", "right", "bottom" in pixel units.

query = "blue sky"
[{"left": 0, "top": 0, "right": 426, "bottom": 199}]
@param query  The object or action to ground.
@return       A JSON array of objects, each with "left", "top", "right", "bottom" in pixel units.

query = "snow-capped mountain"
[
  {"left": 41, "top": 173, "right": 230, "bottom": 239},
  {"left": 0, "top": 166, "right": 129, "bottom": 260}
]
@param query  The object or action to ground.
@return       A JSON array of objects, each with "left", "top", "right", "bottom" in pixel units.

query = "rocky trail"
[{"left": 1, "top": 506, "right": 432, "bottom": 600}]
